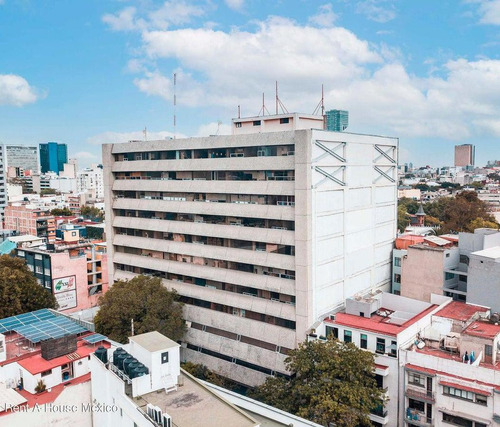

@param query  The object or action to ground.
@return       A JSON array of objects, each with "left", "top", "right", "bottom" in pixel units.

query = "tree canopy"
[
  {"left": 249, "top": 338, "right": 385, "bottom": 427},
  {"left": 0, "top": 255, "right": 57, "bottom": 318},
  {"left": 94, "top": 275, "right": 185, "bottom": 343},
  {"left": 80, "top": 205, "right": 104, "bottom": 221},
  {"left": 50, "top": 208, "right": 73, "bottom": 216}
]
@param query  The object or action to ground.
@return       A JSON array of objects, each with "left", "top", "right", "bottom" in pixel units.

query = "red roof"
[
  {"left": 18, "top": 340, "right": 110, "bottom": 375},
  {"left": 464, "top": 321, "right": 500, "bottom": 339},
  {"left": 434, "top": 301, "right": 489, "bottom": 322},
  {"left": 330, "top": 305, "right": 437, "bottom": 337},
  {"left": 440, "top": 380, "right": 491, "bottom": 396}
]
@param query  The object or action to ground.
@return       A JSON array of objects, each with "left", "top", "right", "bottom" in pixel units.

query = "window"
[
  {"left": 280, "top": 118, "right": 289, "bottom": 124},
  {"left": 235, "top": 122, "right": 242, "bottom": 128},
  {"left": 360, "top": 334, "right": 367, "bottom": 349},
  {"left": 408, "top": 372, "right": 425, "bottom": 387},
  {"left": 394, "top": 274, "right": 401, "bottom": 284},
  {"left": 17, "top": 251, "right": 25, "bottom": 257},
  {"left": 376, "top": 338, "right": 385, "bottom": 354},
  {"left": 476, "top": 394, "right": 487, "bottom": 406},
  {"left": 35, "top": 265, "right": 43, "bottom": 274},
  {"left": 41, "top": 369, "right": 52, "bottom": 377},
  {"left": 408, "top": 398, "right": 425, "bottom": 412},
  {"left": 390, "top": 340, "right": 397, "bottom": 357},
  {"left": 394, "top": 257, "right": 401, "bottom": 267},
  {"left": 253, "top": 120, "right": 261, "bottom": 126},
  {"left": 446, "top": 253, "right": 450, "bottom": 258},
  {"left": 442, "top": 413, "right": 473, "bottom": 426},
  {"left": 161, "top": 351, "right": 169, "bottom": 364},
  {"left": 460, "top": 255, "right": 469, "bottom": 265},
  {"left": 445, "top": 272, "right": 455, "bottom": 280},
  {"left": 485, "top": 344, "right": 492, "bottom": 357},
  {"left": 443, "top": 386, "right": 474, "bottom": 401},
  {"left": 326, "top": 326, "right": 338, "bottom": 339},
  {"left": 344, "top": 330, "right": 352, "bottom": 343}
]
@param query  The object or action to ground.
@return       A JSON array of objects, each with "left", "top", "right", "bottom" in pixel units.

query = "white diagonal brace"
[
  {"left": 374, "top": 145, "right": 396, "bottom": 164},
  {"left": 315, "top": 166, "right": 346, "bottom": 186},
  {"left": 374, "top": 166, "right": 395, "bottom": 183},
  {"left": 314, "top": 140, "right": 346, "bottom": 163}
]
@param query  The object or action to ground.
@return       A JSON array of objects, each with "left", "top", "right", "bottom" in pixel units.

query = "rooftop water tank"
[{"left": 94, "top": 346, "right": 108, "bottom": 364}]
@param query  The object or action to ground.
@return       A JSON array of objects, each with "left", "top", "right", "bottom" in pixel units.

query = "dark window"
[
  {"left": 253, "top": 120, "right": 261, "bottom": 126},
  {"left": 485, "top": 344, "right": 493, "bottom": 356},
  {"left": 161, "top": 351, "right": 169, "bottom": 364},
  {"left": 360, "top": 333, "right": 367, "bottom": 349},
  {"left": 390, "top": 340, "right": 397, "bottom": 357},
  {"left": 375, "top": 374, "right": 383, "bottom": 389},
  {"left": 445, "top": 272, "right": 455, "bottom": 280},
  {"left": 280, "top": 118, "right": 289, "bottom": 124},
  {"left": 376, "top": 338, "right": 385, "bottom": 354},
  {"left": 394, "top": 257, "right": 401, "bottom": 267},
  {"left": 235, "top": 122, "right": 242, "bottom": 128},
  {"left": 326, "top": 326, "right": 338, "bottom": 339},
  {"left": 409, "top": 398, "right": 425, "bottom": 412},
  {"left": 442, "top": 413, "right": 473, "bottom": 427},
  {"left": 344, "top": 330, "right": 352, "bottom": 343},
  {"left": 41, "top": 369, "right": 52, "bottom": 377},
  {"left": 460, "top": 255, "right": 469, "bottom": 265},
  {"left": 394, "top": 274, "right": 401, "bottom": 283}
]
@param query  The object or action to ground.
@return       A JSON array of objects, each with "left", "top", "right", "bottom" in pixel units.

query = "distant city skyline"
[{"left": 1, "top": 1, "right": 500, "bottom": 168}]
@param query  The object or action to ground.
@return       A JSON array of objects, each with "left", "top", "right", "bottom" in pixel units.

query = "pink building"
[
  {"left": 455, "top": 144, "right": 475, "bottom": 167},
  {"left": 16, "top": 243, "right": 108, "bottom": 314}
]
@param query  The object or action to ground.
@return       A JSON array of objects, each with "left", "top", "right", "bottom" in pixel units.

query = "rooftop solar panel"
[
  {"left": 0, "top": 309, "right": 57, "bottom": 334},
  {"left": 12, "top": 316, "right": 87, "bottom": 343},
  {"left": 82, "top": 333, "right": 108, "bottom": 344}
]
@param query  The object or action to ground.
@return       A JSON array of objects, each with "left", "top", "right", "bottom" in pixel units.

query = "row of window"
[
  {"left": 442, "top": 413, "right": 487, "bottom": 427},
  {"left": 443, "top": 386, "right": 487, "bottom": 406},
  {"left": 326, "top": 326, "right": 397, "bottom": 356}
]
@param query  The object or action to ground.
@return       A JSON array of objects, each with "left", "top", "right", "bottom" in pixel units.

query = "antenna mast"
[
  {"left": 275, "top": 81, "right": 289, "bottom": 114},
  {"left": 173, "top": 73, "right": 177, "bottom": 140},
  {"left": 312, "top": 83, "right": 326, "bottom": 116}
]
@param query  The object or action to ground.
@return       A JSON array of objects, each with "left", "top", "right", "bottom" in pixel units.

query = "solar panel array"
[
  {"left": 0, "top": 309, "right": 54, "bottom": 334},
  {"left": 12, "top": 316, "right": 87, "bottom": 343},
  {"left": 82, "top": 333, "right": 108, "bottom": 344}
]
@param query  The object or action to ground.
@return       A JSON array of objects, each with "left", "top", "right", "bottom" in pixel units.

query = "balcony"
[
  {"left": 404, "top": 409, "right": 432, "bottom": 426},
  {"left": 405, "top": 387, "right": 435, "bottom": 403}
]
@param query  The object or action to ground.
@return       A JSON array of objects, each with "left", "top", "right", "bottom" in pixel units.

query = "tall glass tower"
[
  {"left": 325, "top": 110, "right": 349, "bottom": 132},
  {"left": 39, "top": 142, "right": 68, "bottom": 174}
]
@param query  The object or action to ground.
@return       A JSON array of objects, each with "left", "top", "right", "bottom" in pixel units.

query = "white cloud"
[
  {"left": 0, "top": 74, "right": 40, "bottom": 107},
  {"left": 467, "top": 0, "right": 500, "bottom": 25},
  {"left": 308, "top": 4, "right": 338, "bottom": 28},
  {"left": 102, "top": 7, "right": 146, "bottom": 32},
  {"left": 356, "top": 0, "right": 396, "bottom": 23},
  {"left": 133, "top": 70, "right": 172, "bottom": 100},
  {"left": 196, "top": 121, "right": 232, "bottom": 136},
  {"left": 225, "top": 0, "right": 244, "bottom": 11},
  {"left": 103, "top": 1, "right": 206, "bottom": 32}
]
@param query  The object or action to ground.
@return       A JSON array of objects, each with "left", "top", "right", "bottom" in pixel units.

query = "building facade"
[
  {"left": 4, "top": 204, "right": 56, "bottom": 242},
  {"left": 103, "top": 114, "right": 398, "bottom": 385},
  {"left": 77, "top": 164, "right": 104, "bottom": 199},
  {"left": 39, "top": 142, "right": 68, "bottom": 174},
  {"left": 5, "top": 144, "right": 39, "bottom": 175},
  {"left": 454, "top": 144, "right": 475, "bottom": 167},
  {"left": 325, "top": 109, "right": 349, "bottom": 132}
]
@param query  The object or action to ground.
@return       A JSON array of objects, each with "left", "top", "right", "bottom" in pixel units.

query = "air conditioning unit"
[{"left": 162, "top": 414, "right": 172, "bottom": 427}]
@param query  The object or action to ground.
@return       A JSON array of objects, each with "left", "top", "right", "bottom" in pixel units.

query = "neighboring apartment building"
[
  {"left": 32, "top": 172, "right": 77, "bottom": 194},
  {"left": 315, "top": 291, "right": 449, "bottom": 427},
  {"left": 77, "top": 164, "right": 104, "bottom": 199},
  {"left": 0, "top": 309, "right": 109, "bottom": 425},
  {"left": 15, "top": 243, "right": 108, "bottom": 313},
  {"left": 466, "top": 246, "right": 500, "bottom": 313},
  {"left": 455, "top": 144, "right": 475, "bottom": 167},
  {"left": 3, "top": 204, "right": 55, "bottom": 242},
  {"left": 39, "top": 142, "right": 68, "bottom": 174},
  {"left": 4, "top": 144, "right": 39, "bottom": 175},
  {"left": 103, "top": 112, "right": 398, "bottom": 385},
  {"left": 401, "top": 301, "right": 500, "bottom": 427},
  {"left": 392, "top": 235, "right": 425, "bottom": 294},
  {"left": 325, "top": 109, "right": 349, "bottom": 132}
]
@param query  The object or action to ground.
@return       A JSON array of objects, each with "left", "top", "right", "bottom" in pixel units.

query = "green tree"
[
  {"left": 398, "top": 205, "right": 410, "bottom": 232},
  {"left": 0, "top": 255, "right": 57, "bottom": 318},
  {"left": 440, "top": 191, "right": 498, "bottom": 233},
  {"left": 487, "top": 173, "right": 500, "bottom": 182},
  {"left": 468, "top": 218, "right": 499, "bottom": 231},
  {"left": 94, "top": 275, "right": 185, "bottom": 343},
  {"left": 40, "top": 188, "right": 58, "bottom": 195},
  {"left": 250, "top": 338, "right": 384, "bottom": 427},
  {"left": 398, "top": 197, "right": 419, "bottom": 214},
  {"left": 182, "top": 362, "right": 237, "bottom": 389},
  {"left": 80, "top": 205, "right": 104, "bottom": 221},
  {"left": 50, "top": 208, "right": 73, "bottom": 216}
]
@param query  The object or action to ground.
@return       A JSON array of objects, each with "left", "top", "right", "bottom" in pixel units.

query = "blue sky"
[{"left": 1, "top": 0, "right": 500, "bottom": 168}]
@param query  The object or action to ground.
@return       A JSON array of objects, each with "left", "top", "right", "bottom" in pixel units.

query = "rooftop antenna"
[
  {"left": 143, "top": 126, "right": 147, "bottom": 142},
  {"left": 238, "top": 105, "right": 241, "bottom": 119},
  {"left": 216, "top": 120, "right": 222, "bottom": 135},
  {"left": 173, "top": 73, "right": 177, "bottom": 140},
  {"left": 275, "top": 81, "right": 289, "bottom": 115},
  {"left": 258, "top": 93, "right": 271, "bottom": 116},
  {"left": 312, "top": 84, "right": 325, "bottom": 116}
]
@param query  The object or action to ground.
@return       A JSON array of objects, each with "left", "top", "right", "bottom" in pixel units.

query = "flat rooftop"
[
  {"left": 434, "top": 301, "right": 489, "bottom": 322},
  {"left": 464, "top": 320, "right": 500, "bottom": 339},
  {"left": 135, "top": 370, "right": 258, "bottom": 427},
  {"left": 129, "top": 331, "right": 179, "bottom": 352},
  {"left": 471, "top": 246, "right": 500, "bottom": 260}
]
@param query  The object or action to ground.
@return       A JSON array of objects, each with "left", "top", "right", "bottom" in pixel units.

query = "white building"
[
  {"left": 4, "top": 144, "right": 39, "bottom": 175},
  {"left": 32, "top": 172, "right": 77, "bottom": 194},
  {"left": 77, "top": 164, "right": 104, "bottom": 199},
  {"left": 90, "top": 331, "right": 261, "bottom": 427},
  {"left": 103, "top": 112, "right": 398, "bottom": 385},
  {"left": 315, "top": 291, "right": 449, "bottom": 427}
]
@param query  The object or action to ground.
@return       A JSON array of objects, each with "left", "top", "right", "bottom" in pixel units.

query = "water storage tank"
[
  {"left": 123, "top": 357, "right": 138, "bottom": 375},
  {"left": 126, "top": 362, "right": 140, "bottom": 376},
  {"left": 131, "top": 364, "right": 149, "bottom": 379},
  {"left": 113, "top": 348, "right": 127, "bottom": 366},
  {"left": 94, "top": 346, "right": 108, "bottom": 364},
  {"left": 116, "top": 352, "right": 130, "bottom": 371}
]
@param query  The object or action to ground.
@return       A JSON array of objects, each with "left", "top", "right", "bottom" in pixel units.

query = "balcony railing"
[
  {"left": 405, "top": 387, "right": 435, "bottom": 403},
  {"left": 405, "top": 409, "right": 432, "bottom": 426}
]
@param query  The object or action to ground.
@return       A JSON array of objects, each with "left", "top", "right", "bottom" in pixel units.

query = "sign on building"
[
  {"left": 55, "top": 290, "right": 77, "bottom": 311},
  {"left": 53, "top": 275, "right": 76, "bottom": 294}
]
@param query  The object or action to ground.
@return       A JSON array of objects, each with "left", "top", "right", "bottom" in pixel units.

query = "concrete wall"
[{"left": 467, "top": 255, "right": 500, "bottom": 313}]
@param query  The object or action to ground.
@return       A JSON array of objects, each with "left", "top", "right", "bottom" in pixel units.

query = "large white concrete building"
[
  {"left": 103, "top": 112, "right": 398, "bottom": 385},
  {"left": 77, "top": 164, "right": 104, "bottom": 199}
]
